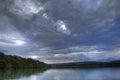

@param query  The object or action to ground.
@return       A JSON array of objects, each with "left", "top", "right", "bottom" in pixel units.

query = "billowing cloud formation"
[{"left": 0, "top": 0, "right": 120, "bottom": 63}]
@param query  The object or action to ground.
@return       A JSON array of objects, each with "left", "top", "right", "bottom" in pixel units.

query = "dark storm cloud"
[{"left": 0, "top": 0, "right": 120, "bottom": 63}]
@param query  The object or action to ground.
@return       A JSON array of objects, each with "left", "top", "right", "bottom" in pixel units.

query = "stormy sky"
[{"left": 0, "top": 0, "right": 120, "bottom": 63}]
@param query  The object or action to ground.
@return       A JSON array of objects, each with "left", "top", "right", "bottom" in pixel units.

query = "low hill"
[
  {"left": 50, "top": 61, "right": 120, "bottom": 68},
  {"left": 0, "top": 52, "right": 49, "bottom": 70}
]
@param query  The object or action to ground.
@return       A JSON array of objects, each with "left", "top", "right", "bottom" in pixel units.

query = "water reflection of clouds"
[
  {"left": 30, "top": 75, "right": 37, "bottom": 80},
  {"left": 35, "top": 69, "right": 120, "bottom": 80},
  {"left": 4, "top": 69, "right": 120, "bottom": 80}
]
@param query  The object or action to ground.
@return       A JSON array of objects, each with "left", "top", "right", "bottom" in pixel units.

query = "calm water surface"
[{"left": 0, "top": 68, "right": 120, "bottom": 80}]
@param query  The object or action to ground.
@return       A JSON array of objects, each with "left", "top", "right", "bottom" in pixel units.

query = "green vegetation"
[
  {"left": 51, "top": 61, "right": 120, "bottom": 69},
  {"left": 0, "top": 52, "right": 49, "bottom": 70}
]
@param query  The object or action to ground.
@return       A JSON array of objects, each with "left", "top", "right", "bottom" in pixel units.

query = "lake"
[{"left": 0, "top": 68, "right": 120, "bottom": 80}]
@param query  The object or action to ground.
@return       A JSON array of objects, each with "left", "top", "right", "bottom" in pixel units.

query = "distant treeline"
[
  {"left": 51, "top": 61, "right": 120, "bottom": 69},
  {"left": 0, "top": 52, "right": 49, "bottom": 70}
]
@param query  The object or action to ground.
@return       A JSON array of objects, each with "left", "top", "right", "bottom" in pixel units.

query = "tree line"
[
  {"left": 50, "top": 61, "right": 120, "bottom": 69},
  {"left": 0, "top": 52, "right": 49, "bottom": 70}
]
